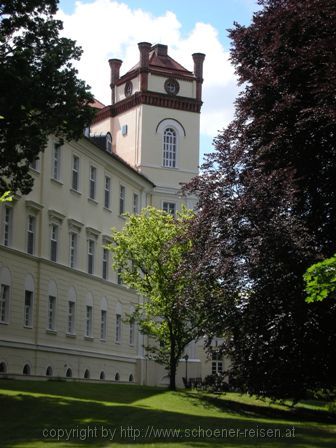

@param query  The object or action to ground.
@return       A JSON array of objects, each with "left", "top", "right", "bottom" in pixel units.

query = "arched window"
[
  {"left": 84, "top": 369, "right": 90, "bottom": 379},
  {"left": 115, "top": 372, "right": 120, "bottom": 381},
  {"left": 129, "top": 374, "right": 134, "bottom": 382},
  {"left": 100, "top": 371, "right": 105, "bottom": 380},
  {"left": 46, "top": 366, "right": 53, "bottom": 377},
  {"left": 66, "top": 368, "right": 72, "bottom": 378},
  {"left": 0, "top": 361, "right": 7, "bottom": 373},
  {"left": 23, "top": 364, "right": 31, "bottom": 375},
  {"left": 24, "top": 274, "right": 34, "bottom": 328},
  {"left": 163, "top": 128, "right": 177, "bottom": 168}
]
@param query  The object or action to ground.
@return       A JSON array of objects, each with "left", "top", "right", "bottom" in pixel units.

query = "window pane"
[
  {"left": 0, "top": 284, "right": 9, "bottom": 322},
  {"left": 24, "top": 290, "right": 33, "bottom": 327}
]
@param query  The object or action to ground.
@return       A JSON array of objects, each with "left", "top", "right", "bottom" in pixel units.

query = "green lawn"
[{"left": 0, "top": 379, "right": 335, "bottom": 447}]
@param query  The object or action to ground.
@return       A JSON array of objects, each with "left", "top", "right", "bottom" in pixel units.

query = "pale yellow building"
[{"left": 0, "top": 43, "right": 224, "bottom": 386}]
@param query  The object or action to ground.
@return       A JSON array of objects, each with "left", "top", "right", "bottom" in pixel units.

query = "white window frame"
[
  {"left": 102, "top": 248, "right": 109, "bottom": 280},
  {"left": 24, "top": 290, "right": 33, "bottom": 327},
  {"left": 101, "top": 309, "right": 107, "bottom": 340},
  {"left": 50, "top": 224, "right": 58, "bottom": 262},
  {"left": 133, "top": 193, "right": 139, "bottom": 214},
  {"left": 68, "top": 300, "right": 75, "bottom": 334},
  {"left": 115, "top": 313, "right": 121, "bottom": 343},
  {"left": 85, "top": 305, "right": 93, "bottom": 337},
  {"left": 119, "top": 185, "right": 125, "bottom": 215},
  {"left": 104, "top": 176, "right": 111, "bottom": 209},
  {"left": 129, "top": 318, "right": 135, "bottom": 346},
  {"left": 69, "top": 232, "right": 78, "bottom": 268},
  {"left": 3, "top": 205, "right": 13, "bottom": 247},
  {"left": 163, "top": 128, "right": 177, "bottom": 168},
  {"left": 87, "top": 239, "right": 95, "bottom": 274},
  {"left": 89, "top": 165, "right": 97, "bottom": 200},
  {"left": 72, "top": 155, "right": 80, "bottom": 191},
  {"left": 47, "top": 295, "right": 56, "bottom": 330},
  {"left": 26, "top": 214, "right": 36, "bottom": 255},
  {"left": 0, "top": 284, "right": 10, "bottom": 323},
  {"left": 162, "top": 201, "right": 176, "bottom": 216},
  {"left": 211, "top": 352, "right": 223, "bottom": 375},
  {"left": 52, "top": 143, "right": 61, "bottom": 181}
]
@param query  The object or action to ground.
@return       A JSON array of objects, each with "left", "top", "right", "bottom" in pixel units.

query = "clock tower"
[{"left": 91, "top": 42, "right": 205, "bottom": 211}]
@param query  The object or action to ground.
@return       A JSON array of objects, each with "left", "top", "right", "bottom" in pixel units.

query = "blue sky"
[{"left": 58, "top": 0, "right": 259, "bottom": 162}]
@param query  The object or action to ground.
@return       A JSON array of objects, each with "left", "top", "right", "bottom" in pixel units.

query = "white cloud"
[{"left": 58, "top": 0, "right": 238, "bottom": 143}]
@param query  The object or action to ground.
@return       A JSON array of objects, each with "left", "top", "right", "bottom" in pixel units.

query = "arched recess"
[{"left": 156, "top": 118, "right": 186, "bottom": 137}]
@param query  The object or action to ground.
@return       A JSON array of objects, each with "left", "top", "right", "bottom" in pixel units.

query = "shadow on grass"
[
  {"left": 0, "top": 390, "right": 335, "bottom": 447},
  {"left": 187, "top": 393, "right": 336, "bottom": 424}
]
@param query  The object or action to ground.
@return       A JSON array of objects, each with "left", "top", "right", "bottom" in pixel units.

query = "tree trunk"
[{"left": 169, "top": 331, "right": 177, "bottom": 390}]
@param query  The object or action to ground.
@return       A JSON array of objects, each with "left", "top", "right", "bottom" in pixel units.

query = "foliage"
[
  {"left": 185, "top": 0, "right": 336, "bottom": 400},
  {"left": 0, "top": 0, "right": 94, "bottom": 195},
  {"left": 108, "top": 206, "right": 201, "bottom": 391},
  {"left": 0, "top": 191, "right": 13, "bottom": 203},
  {"left": 203, "top": 374, "right": 230, "bottom": 393},
  {"left": 305, "top": 255, "right": 336, "bottom": 302}
]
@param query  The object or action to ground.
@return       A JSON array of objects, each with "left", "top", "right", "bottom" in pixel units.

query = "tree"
[
  {"left": 185, "top": 0, "right": 336, "bottom": 399},
  {"left": 0, "top": 0, "right": 94, "bottom": 195},
  {"left": 305, "top": 255, "right": 336, "bottom": 302},
  {"left": 0, "top": 191, "right": 13, "bottom": 203},
  {"left": 108, "top": 207, "right": 201, "bottom": 391}
]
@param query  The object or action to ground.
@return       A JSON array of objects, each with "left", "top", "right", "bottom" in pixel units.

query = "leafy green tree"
[
  {"left": 305, "top": 255, "right": 336, "bottom": 302},
  {"left": 0, "top": 0, "right": 94, "bottom": 195},
  {"left": 0, "top": 191, "right": 13, "bottom": 203},
  {"left": 185, "top": 0, "right": 336, "bottom": 399},
  {"left": 108, "top": 207, "right": 201, "bottom": 390}
]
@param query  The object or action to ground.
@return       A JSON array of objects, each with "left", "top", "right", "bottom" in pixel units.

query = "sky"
[{"left": 58, "top": 0, "right": 260, "bottom": 163}]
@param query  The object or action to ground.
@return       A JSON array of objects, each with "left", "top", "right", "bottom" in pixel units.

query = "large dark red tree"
[
  {"left": 186, "top": 0, "right": 336, "bottom": 399},
  {"left": 0, "top": 1, "right": 94, "bottom": 195}
]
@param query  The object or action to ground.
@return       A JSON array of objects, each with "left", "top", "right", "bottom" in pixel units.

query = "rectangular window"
[
  {"left": 133, "top": 193, "right": 139, "bottom": 214},
  {"left": 116, "top": 314, "right": 121, "bottom": 342},
  {"left": 163, "top": 202, "right": 176, "bottom": 216},
  {"left": 30, "top": 158, "right": 39, "bottom": 171},
  {"left": 101, "top": 310, "right": 107, "bottom": 340},
  {"left": 87, "top": 239, "right": 95, "bottom": 274},
  {"left": 50, "top": 224, "right": 58, "bottom": 262},
  {"left": 24, "top": 290, "right": 33, "bottom": 327},
  {"left": 129, "top": 318, "right": 135, "bottom": 345},
  {"left": 48, "top": 295, "right": 56, "bottom": 330},
  {"left": 119, "top": 185, "right": 125, "bottom": 215},
  {"left": 211, "top": 353, "right": 223, "bottom": 375},
  {"left": 86, "top": 305, "right": 92, "bottom": 337},
  {"left": 102, "top": 248, "right": 109, "bottom": 280},
  {"left": 68, "top": 301, "right": 75, "bottom": 334},
  {"left": 72, "top": 155, "right": 80, "bottom": 191},
  {"left": 89, "top": 166, "right": 96, "bottom": 200},
  {"left": 104, "top": 176, "right": 111, "bottom": 209},
  {"left": 27, "top": 215, "right": 36, "bottom": 255},
  {"left": 52, "top": 144, "right": 61, "bottom": 180},
  {"left": 69, "top": 232, "right": 78, "bottom": 268},
  {"left": 3, "top": 206, "right": 12, "bottom": 246},
  {"left": 0, "top": 284, "right": 9, "bottom": 323},
  {"left": 117, "top": 268, "right": 123, "bottom": 285}
]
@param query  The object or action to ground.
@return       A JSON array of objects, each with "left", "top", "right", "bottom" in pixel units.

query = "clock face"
[
  {"left": 124, "top": 81, "right": 133, "bottom": 97},
  {"left": 164, "top": 78, "right": 179, "bottom": 95}
]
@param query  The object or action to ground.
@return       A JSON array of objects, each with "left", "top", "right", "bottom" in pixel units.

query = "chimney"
[
  {"left": 138, "top": 42, "right": 152, "bottom": 91},
  {"left": 192, "top": 53, "right": 205, "bottom": 101},
  {"left": 108, "top": 58, "right": 122, "bottom": 104},
  {"left": 152, "top": 44, "right": 168, "bottom": 57}
]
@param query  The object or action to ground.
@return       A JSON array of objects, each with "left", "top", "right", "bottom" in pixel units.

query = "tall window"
[
  {"left": 211, "top": 352, "right": 223, "bottom": 375},
  {"left": 101, "top": 310, "right": 107, "bottom": 340},
  {"left": 52, "top": 144, "right": 61, "bottom": 180},
  {"left": 47, "top": 296, "right": 56, "bottom": 330},
  {"left": 106, "top": 133, "right": 112, "bottom": 153},
  {"left": 163, "top": 128, "right": 177, "bottom": 168},
  {"left": 115, "top": 314, "right": 121, "bottom": 342},
  {"left": 72, "top": 155, "right": 80, "bottom": 191},
  {"left": 24, "top": 290, "right": 33, "bottom": 327},
  {"left": 0, "top": 284, "right": 9, "bottom": 323},
  {"left": 3, "top": 206, "right": 12, "bottom": 246},
  {"left": 27, "top": 215, "right": 36, "bottom": 255},
  {"left": 117, "top": 268, "right": 123, "bottom": 285},
  {"left": 133, "top": 193, "right": 139, "bottom": 214},
  {"left": 30, "top": 158, "right": 39, "bottom": 171},
  {"left": 104, "top": 176, "right": 111, "bottom": 209},
  {"left": 102, "top": 248, "right": 109, "bottom": 280},
  {"left": 129, "top": 318, "right": 135, "bottom": 345},
  {"left": 68, "top": 301, "right": 75, "bottom": 334},
  {"left": 86, "top": 305, "right": 92, "bottom": 337},
  {"left": 69, "top": 232, "right": 78, "bottom": 268},
  {"left": 87, "top": 239, "right": 95, "bottom": 274},
  {"left": 119, "top": 185, "right": 125, "bottom": 214},
  {"left": 89, "top": 166, "right": 96, "bottom": 200},
  {"left": 50, "top": 224, "right": 58, "bottom": 262},
  {"left": 163, "top": 202, "right": 176, "bottom": 216}
]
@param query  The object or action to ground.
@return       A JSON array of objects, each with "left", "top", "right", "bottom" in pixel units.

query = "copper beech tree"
[{"left": 184, "top": 0, "right": 336, "bottom": 399}]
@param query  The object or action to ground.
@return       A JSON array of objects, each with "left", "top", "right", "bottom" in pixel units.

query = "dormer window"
[{"left": 106, "top": 133, "right": 112, "bottom": 153}]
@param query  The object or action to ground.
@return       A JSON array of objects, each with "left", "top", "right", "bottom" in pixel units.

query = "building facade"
[{"left": 0, "top": 43, "right": 221, "bottom": 386}]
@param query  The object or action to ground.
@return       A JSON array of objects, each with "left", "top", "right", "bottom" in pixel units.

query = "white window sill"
[
  {"left": 103, "top": 207, "right": 112, "bottom": 213},
  {"left": 23, "top": 325, "right": 33, "bottom": 329},
  {"left": 70, "top": 188, "right": 81, "bottom": 196},
  {"left": 84, "top": 336, "right": 94, "bottom": 341},
  {"left": 66, "top": 333, "right": 76, "bottom": 338},
  {"left": 88, "top": 197, "right": 98, "bottom": 205},
  {"left": 51, "top": 178, "right": 63, "bottom": 186},
  {"left": 46, "top": 329, "right": 57, "bottom": 335}
]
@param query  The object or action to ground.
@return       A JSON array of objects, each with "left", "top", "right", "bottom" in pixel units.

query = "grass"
[{"left": 0, "top": 379, "right": 335, "bottom": 447}]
